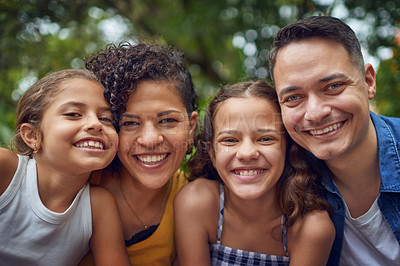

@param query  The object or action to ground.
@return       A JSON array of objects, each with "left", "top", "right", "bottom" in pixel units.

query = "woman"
[{"left": 80, "top": 42, "right": 198, "bottom": 265}]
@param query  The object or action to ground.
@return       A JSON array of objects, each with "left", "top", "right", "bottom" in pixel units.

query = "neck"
[
  {"left": 326, "top": 122, "right": 380, "bottom": 217},
  {"left": 36, "top": 163, "right": 89, "bottom": 213},
  {"left": 326, "top": 121, "right": 379, "bottom": 187},
  {"left": 117, "top": 168, "right": 172, "bottom": 233},
  {"left": 224, "top": 187, "right": 281, "bottom": 222},
  {"left": 119, "top": 168, "right": 171, "bottom": 206}
]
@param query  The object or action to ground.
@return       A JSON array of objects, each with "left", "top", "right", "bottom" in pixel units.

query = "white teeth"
[
  {"left": 137, "top": 154, "right": 167, "bottom": 164},
  {"left": 75, "top": 141, "right": 104, "bottom": 149},
  {"left": 310, "top": 122, "right": 342, "bottom": 136},
  {"left": 234, "top": 169, "right": 263, "bottom": 176}
]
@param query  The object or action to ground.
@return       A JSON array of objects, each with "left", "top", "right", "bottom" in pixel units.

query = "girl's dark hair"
[
  {"left": 13, "top": 69, "right": 101, "bottom": 157},
  {"left": 85, "top": 42, "right": 198, "bottom": 124},
  {"left": 189, "top": 80, "right": 332, "bottom": 229}
]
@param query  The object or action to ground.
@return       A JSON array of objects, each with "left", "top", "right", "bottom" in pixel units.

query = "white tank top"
[
  {"left": 339, "top": 197, "right": 400, "bottom": 265},
  {"left": 0, "top": 155, "right": 92, "bottom": 266}
]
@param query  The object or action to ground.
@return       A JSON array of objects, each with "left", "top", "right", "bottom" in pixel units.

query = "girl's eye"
[
  {"left": 259, "top": 137, "right": 273, "bottom": 143},
  {"left": 99, "top": 117, "right": 114, "bottom": 125},
  {"left": 220, "top": 138, "right": 237, "bottom": 144},
  {"left": 64, "top": 112, "right": 81, "bottom": 117}
]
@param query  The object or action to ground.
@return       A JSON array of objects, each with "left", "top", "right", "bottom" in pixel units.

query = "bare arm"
[
  {"left": 174, "top": 179, "right": 219, "bottom": 266},
  {"left": 90, "top": 185, "right": 131, "bottom": 266},
  {"left": 0, "top": 148, "right": 18, "bottom": 196},
  {"left": 287, "top": 210, "right": 335, "bottom": 266}
]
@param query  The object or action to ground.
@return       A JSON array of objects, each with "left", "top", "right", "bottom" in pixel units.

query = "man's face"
[{"left": 273, "top": 37, "right": 376, "bottom": 162}]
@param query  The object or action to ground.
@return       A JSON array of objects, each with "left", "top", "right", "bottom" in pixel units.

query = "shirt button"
[{"left": 335, "top": 204, "right": 341, "bottom": 210}]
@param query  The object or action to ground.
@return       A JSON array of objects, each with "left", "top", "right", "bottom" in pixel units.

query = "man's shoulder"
[
  {"left": 371, "top": 111, "right": 400, "bottom": 139},
  {"left": 371, "top": 111, "right": 400, "bottom": 126}
]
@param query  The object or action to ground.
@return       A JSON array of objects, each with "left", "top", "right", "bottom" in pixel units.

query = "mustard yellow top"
[{"left": 79, "top": 170, "right": 188, "bottom": 266}]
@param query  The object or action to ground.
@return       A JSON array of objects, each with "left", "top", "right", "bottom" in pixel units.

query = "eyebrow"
[
  {"left": 157, "top": 110, "right": 182, "bottom": 117},
  {"left": 278, "top": 72, "right": 350, "bottom": 99},
  {"left": 318, "top": 73, "right": 349, "bottom": 83},
  {"left": 120, "top": 110, "right": 181, "bottom": 119},
  {"left": 217, "top": 128, "right": 277, "bottom": 136},
  {"left": 58, "top": 101, "right": 111, "bottom": 112},
  {"left": 120, "top": 113, "right": 139, "bottom": 119}
]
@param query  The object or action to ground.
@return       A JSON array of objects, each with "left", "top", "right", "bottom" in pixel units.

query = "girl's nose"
[
  {"left": 85, "top": 116, "right": 103, "bottom": 132},
  {"left": 236, "top": 139, "right": 259, "bottom": 161}
]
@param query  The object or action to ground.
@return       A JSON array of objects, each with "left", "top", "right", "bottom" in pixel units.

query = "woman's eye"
[
  {"left": 160, "top": 118, "right": 178, "bottom": 124},
  {"left": 120, "top": 121, "right": 139, "bottom": 127}
]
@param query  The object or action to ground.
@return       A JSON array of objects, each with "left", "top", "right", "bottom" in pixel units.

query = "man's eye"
[
  {"left": 328, "top": 83, "right": 342, "bottom": 90},
  {"left": 287, "top": 95, "right": 300, "bottom": 102}
]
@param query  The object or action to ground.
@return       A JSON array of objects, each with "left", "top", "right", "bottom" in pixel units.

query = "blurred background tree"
[{"left": 0, "top": 0, "right": 399, "bottom": 147}]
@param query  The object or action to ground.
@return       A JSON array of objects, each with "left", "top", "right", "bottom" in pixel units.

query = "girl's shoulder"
[
  {"left": 287, "top": 209, "right": 335, "bottom": 263},
  {"left": 289, "top": 209, "right": 334, "bottom": 243},
  {"left": 0, "top": 148, "right": 19, "bottom": 196},
  {"left": 175, "top": 178, "right": 220, "bottom": 207},
  {"left": 174, "top": 178, "right": 220, "bottom": 228},
  {"left": 174, "top": 178, "right": 221, "bottom": 244}
]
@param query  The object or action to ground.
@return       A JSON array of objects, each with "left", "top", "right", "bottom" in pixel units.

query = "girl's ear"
[
  {"left": 188, "top": 111, "right": 198, "bottom": 143},
  {"left": 186, "top": 111, "right": 199, "bottom": 152},
  {"left": 19, "top": 123, "right": 41, "bottom": 152}
]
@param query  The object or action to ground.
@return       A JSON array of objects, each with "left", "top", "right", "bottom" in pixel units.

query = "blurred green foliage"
[{"left": 0, "top": 0, "right": 399, "bottom": 147}]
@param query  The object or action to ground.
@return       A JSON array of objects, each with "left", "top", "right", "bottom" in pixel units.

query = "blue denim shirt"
[{"left": 324, "top": 111, "right": 400, "bottom": 266}]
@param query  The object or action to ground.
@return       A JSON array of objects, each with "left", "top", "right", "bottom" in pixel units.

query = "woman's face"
[{"left": 117, "top": 80, "right": 197, "bottom": 188}]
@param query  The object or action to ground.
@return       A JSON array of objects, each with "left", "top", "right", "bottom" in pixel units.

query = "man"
[{"left": 269, "top": 15, "right": 400, "bottom": 265}]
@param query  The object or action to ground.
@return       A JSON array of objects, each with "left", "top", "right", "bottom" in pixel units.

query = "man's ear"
[
  {"left": 364, "top": 63, "right": 376, "bottom": 100},
  {"left": 19, "top": 123, "right": 41, "bottom": 151}
]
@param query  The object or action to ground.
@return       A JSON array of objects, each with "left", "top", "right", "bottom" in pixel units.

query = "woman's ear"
[{"left": 20, "top": 123, "right": 41, "bottom": 152}]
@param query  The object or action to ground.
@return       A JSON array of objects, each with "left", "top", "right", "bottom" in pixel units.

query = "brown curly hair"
[
  {"left": 85, "top": 42, "right": 198, "bottom": 125},
  {"left": 188, "top": 80, "right": 332, "bottom": 229}
]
